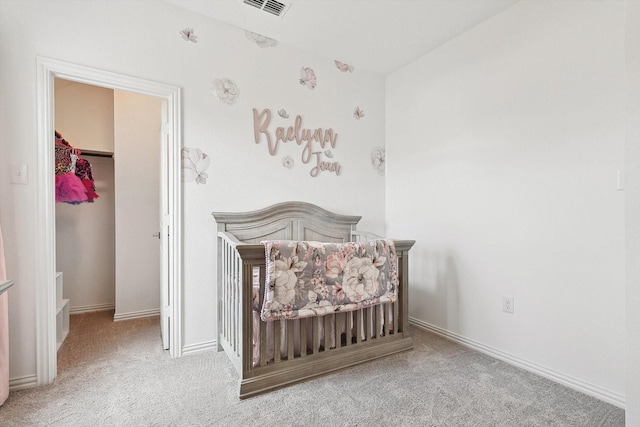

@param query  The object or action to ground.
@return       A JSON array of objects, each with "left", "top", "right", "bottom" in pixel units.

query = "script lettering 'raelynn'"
[{"left": 253, "top": 108, "right": 342, "bottom": 177}]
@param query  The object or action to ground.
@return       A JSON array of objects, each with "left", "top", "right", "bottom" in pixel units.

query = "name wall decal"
[{"left": 252, "top": 108, "right": 342, "bottom": 177}]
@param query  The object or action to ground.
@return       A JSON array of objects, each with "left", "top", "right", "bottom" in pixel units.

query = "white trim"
[
  {"left": 181, "top": 340, "right": 218, "bottom": 356},
  {"left": 36, "top": 57, "right": 183, "bottom": 387},
  {"left": 409, "top": 317, "right": 625, "bottom": 409},
  {"left": 36, "top": 59, "right": 58, "bottom": 385},
  {"left": 9, "top": 375, "right": 38, "bottom": 391},
  {"left": 69, "top": 303, "right": 115, "bottom": 315},
  {"left": 113, "top": 308, "right": 161, "bottom": 321}
]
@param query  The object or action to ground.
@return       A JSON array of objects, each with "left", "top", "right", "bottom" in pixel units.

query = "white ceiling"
[{"left": 163, "top": 0, "right": 519, "bottom": 75}]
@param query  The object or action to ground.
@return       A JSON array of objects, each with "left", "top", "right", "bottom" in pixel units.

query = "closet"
[{"left": 54, "top": 78, "right": 163, "bottom": 328}]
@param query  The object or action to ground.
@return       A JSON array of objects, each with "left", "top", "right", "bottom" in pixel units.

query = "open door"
[{"left": 160, "top": 100, "right": 170, "bottom": 350}]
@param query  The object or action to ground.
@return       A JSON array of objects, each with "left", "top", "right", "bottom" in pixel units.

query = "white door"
[
  {"left": 112, "top": 91, "right": 162, "bottom": 322},
  {"left": 160, "top": 101, "right": 170, "bottom": 350}
]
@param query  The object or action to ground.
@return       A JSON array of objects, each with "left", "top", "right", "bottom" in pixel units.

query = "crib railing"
[
  {"left": 217, "top": 231, "right": 415, "bottom": 397},
  {"left": 217, "top": 231, "right": 240, "bottom": 371}
]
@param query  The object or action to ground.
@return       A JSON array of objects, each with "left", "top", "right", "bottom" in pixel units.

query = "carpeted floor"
[{"left": 0, "top": 310, "right": 625, "bottom": 426}]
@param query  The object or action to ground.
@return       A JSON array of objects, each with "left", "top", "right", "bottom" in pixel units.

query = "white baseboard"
[
  {"left": 70, "top": 303, "right": 115, "bottom": 314},
  {"left": 113, "top": 308, "right": 160, "bottom": 321},
  {"left": 409, "top": 317, "right": 625, "bottom": 409},
  {"left": 9, "top": 374, "right": 37, "bottom": 391},
  {"left": 182, "top": 339, "right": 217, "bottom": 356}
]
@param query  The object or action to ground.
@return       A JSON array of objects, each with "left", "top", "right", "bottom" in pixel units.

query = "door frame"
[{"left": 35, "top": 57, "right": 183, "bottom": 384}]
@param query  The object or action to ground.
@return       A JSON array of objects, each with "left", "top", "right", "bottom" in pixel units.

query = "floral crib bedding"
[
  {"left": 252, "top": 239, "right": 398, "bottom": 366},
  {"left": 262, "top": 239, "right": 399, "bottom": 321}
]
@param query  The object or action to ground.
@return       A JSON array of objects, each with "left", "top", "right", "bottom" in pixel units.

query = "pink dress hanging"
[{"left": 55, "top": 172, "right": 89, "bottom": 204}]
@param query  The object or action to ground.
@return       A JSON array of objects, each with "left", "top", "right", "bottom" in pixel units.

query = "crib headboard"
[{"left": 212, "top": 201, "right": 362, "bottom": 243}]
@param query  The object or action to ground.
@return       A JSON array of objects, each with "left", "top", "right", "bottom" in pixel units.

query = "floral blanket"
[{"left": 260, "top": 240, "right": 399, "bottom": 321}]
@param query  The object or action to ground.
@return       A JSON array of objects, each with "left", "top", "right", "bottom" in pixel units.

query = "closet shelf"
[{"left": 55, "top": 272, "right": 70, "bottom": 351}]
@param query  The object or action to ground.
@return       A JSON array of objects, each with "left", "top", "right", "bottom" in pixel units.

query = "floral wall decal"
[
  {"left": 182, "top": 147, "right": 210, "bottom": 184},
  {"left": 354, "top": 106, "right": 365, "bottom": 120},
  {"left": 278, "top": 109, "right": 289, "bottom": 118},
  {"left": 180, "top": 28, "right": 198, "bottom": 43},
  {"left": 371, "top": 146, "right": 385, "bottom": 176},
  {"left": 335, "top": 60, "right": 354, "bottom": 73},
  {"left": 299, "top": 67, "right": 317, "bottom": 90},
  {"left": 212, "top": 78, "right": 240, "bottom": 105},
  {"left": 245, "top": 30, "right": 278, "bottom": 48},
  {"left": 282, "top": 155, "right": 294, "bottom": 169}
]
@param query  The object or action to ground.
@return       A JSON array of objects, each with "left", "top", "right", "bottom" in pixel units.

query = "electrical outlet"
[{"left": 502, "top": 296, "right": 514, "bottom": 313}]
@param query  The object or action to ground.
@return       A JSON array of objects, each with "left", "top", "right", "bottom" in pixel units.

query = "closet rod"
[{"left": 79, "top": 149, "right": 114, "bottom": 158}]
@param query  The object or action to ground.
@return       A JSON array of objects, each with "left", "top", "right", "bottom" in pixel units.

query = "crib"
[{"left": 213, "top": 202, "right": 415, "bottom": 398}]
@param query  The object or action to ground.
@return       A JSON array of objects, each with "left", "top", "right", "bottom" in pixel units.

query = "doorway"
[
  {"left": 54, "top": 80, "right": 162, "bottom": 321},
  {"left": 36, "top": 57, "right": 183, "bottom": 385}
]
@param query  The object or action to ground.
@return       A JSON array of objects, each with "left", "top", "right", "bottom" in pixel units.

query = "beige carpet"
[{"left": 0, "top": 311, "right": 625, "bottom": 426}]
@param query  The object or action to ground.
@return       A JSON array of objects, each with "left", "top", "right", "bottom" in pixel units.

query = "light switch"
[
  {"left": 10, "top": 164, "right": 28, "bottom": 185},
  {"left": 617, "top": 170, "right": 624, "bottom": 191}
]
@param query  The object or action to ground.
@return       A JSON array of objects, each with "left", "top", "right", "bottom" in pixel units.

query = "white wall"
[
  {"left": 113, "top": 90, "right": 161, "bottom": 318},
  {"left": 0, "top": 0, "right": 385, "bottom": 383},
  {"left": 625, "top": 0, "right": 640, "bottom": 423},
  {"left": 54, "top": 79, "right": 115, "bottom": 153},
  {"left": 387, "top": 0, "right": 626, "bottom": 406},
  {"left": 55, "top": 80, "right": 115, "bottom": 313}
]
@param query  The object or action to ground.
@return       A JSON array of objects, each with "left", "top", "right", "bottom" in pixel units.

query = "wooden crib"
[{"left": 213, "top": 202, "right": 415, "bottom": 398}]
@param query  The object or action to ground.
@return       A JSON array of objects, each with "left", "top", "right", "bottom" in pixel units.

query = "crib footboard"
[{"left": 217, "top": 232, "right": 415, "bottom": 398}]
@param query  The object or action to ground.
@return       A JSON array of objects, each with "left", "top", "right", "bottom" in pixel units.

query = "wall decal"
[
  {"left": 353, "top": 106, "right": 364, "bottom": 120},
  {"left": 212, "top": 78, "right": 240, "bottom": 105},
  {"left": 299, "top": 67, "right": 317, "bottom": 90},
  {"left": 335, "top": 60, "right": 354, "bottom": 73},
  {"left": 324, "top": 149, "right": 334, "bottom": 158},
  {"left": 253, "top": 108, "right": 342, "bottom": 177},
  {"left": 278, "top": 109, "right": 289, "bottom": 119},
  {"left": 282, "top": 155, "right": 294, "bottom": 169},
  {"left": 180, "top": 28, "right": 198, "bottom": 43},
  {"left": 245, "top": 31, "right": 278, "bottom": 48},
  {"left": 371, "top": 147, "right": 385, "bottom": 176},
  {"left": 182, "top": 147, "right": 210, "bottom": 184}
]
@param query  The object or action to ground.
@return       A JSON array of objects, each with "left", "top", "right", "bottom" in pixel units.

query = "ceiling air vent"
[{"left": 242, "top": 0, "right": 291, "bottom": 18}]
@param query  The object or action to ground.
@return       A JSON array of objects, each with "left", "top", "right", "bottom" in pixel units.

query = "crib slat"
[
  {"left": 220, "top": 244, "right": 226, "bottom": 344},
  {"left": 300, "top": 318, "right": 307, "bottom": 357},
  {"left": 274, "top": 320, "right": 281, "bottom": 363},
  {"left": 226, "top": 245, "right": 231, "bottom": 346},
  {"left": 385, "top": 303, "right": 392, "bottom": 336},
  {"left": 259, "top": 317, "right": 267, "bottom": 367},
  {"left": 228, "top": 244, "right": 233, "bottom": 349},
  {"left": 227, "top": 243, "right": 232, "bottom": 348},
  {"left": 229, "top": 247, "right": 240, "bottom": 354},
  {"left": 393, "top": 300, "right": 399, "bottom": 335},
  {"left": 335, "top": 313, "right": 343, "bottom": 349},
  {"left": 355, "top": 309, "right": 362, "bottom": 344},
  {"left": 324, "top": 315, "right": 332, "bottom": 351},
  {"left": 312, "top": 317, "right": 319, "bottom": 354},
  {"left": 234, "top": 246, "right": 240, "bottom": 352},
  {"left": 287, "top": 319, "right": 294, "bottom": 360},
  {"left": 223, "top": 244, "right": 228, "bottom": 343},
  {"left": 362, "top": 307, "right": 371, "bottom": 341},
  {"left": 344, "top": 312, "right": 351, "bottom": 346}
]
